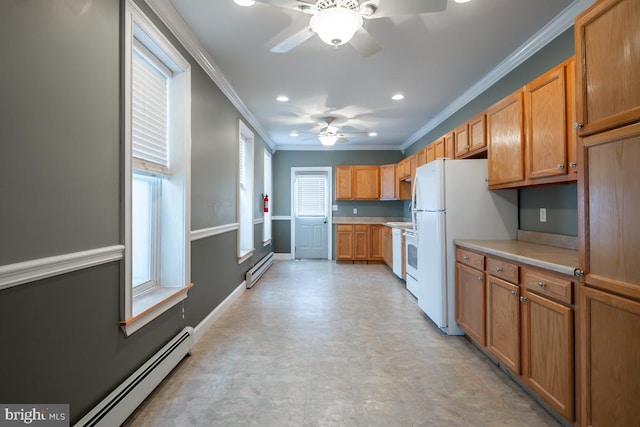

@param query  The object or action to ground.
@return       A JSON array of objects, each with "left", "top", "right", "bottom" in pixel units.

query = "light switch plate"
[{"left": 539, "top": 208, "right": 547, "bottom": 222}]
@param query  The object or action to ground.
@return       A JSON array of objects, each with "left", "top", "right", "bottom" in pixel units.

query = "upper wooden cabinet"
[
  {"left": 397, "top": 157, "right": 410, "bottom": 180},
  {"left": 426, "top": 144, "right": 435, "bottom": 163},
  {"left": 417, "top": 147, "right": 427, "bottom": 167},
  {"left": 409, "top": 153, "right": 418, "bottom": 181},
  {"left": 455, "top": 114, "right": 487, "bottom": 159},
  {"left": 524, "top": 58, "right": 577, "bottom": 184},
  {"left": 575, "top": 0, "right": 640, "bottom": 137},
  {"left": 379, "top": 164, "right": 397, "bottom": 200},
  {"left": 487, "top": 90, "right": 526, "bottom": 188},
  {"left": 336, "top": 165, "right": 380, "bottom": 200}
]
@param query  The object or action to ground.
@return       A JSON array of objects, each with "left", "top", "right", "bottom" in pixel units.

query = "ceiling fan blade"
[
  {"left": 253, "top": 0, "right": 316, "bottom": 13},
  {"left": 337, "top": 138, "right": 349, "bottom": 144},
  {"left": 364, "top": 0, "right": 447, "bottom": 19},
  {"left": 349, "top": 27, "right": 382, "bottom": 57},
  {"left": 270, "top": 26, "right": 315, "bottom": 53}
]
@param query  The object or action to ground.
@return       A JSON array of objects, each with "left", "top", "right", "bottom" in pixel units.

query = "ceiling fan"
[
  {"left": 314, "top": 117, "right": 370, "bottom": 146},
  {"left": 253, "top": 0, "right": 448, "bottom": 57}
]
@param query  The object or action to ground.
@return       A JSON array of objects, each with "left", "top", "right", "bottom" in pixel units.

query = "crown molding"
[
  {"left": 145, "top": 0, "right": 274, "bottom": 150},
  {"left": 400, "top": 0, "right": 595, "bottom": 150},
  {"left": 274, "top": 143, "right": 402, "bottom": 151}
]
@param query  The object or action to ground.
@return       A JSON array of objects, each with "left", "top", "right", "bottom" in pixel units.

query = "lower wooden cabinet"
[
  {"left": 487, "top": 274, "right": 521, "bottom": 374},
  {"left": 580, "top": 285, "right": 640, "bottom": 426},
  {"left": 336, "top": 224, "right": 384, "bottom": 263},
  {"left": 455, "top": 262, "right": 486, "bottom": 346},
  {"left": 521, "top": 289, "right": 573, "bottom": 421}
]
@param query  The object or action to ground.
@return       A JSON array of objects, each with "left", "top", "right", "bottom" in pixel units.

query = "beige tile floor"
[{"left": 124, "top": 260, "right": 561, "bottom": 427}]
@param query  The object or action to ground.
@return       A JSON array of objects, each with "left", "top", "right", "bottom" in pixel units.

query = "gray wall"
[
  {"left": 402, "top": 27, "right": 578, "bottom": 236},
  {"left": 0, "top": 0, "right": 271, "bottom": 422},
  {"left": 272, "top": 150, "right": 407, "bottom": 253}
]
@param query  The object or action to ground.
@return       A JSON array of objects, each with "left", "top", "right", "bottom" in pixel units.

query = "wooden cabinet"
[
  {"left": 521, "top": 287, "right": 574, "bottom": 421},
  {"left": 579, "top": 285, "right": 640, "bottom": 426},
  {"left": 487, "top": 273, "right": 521, "bottom": 374},
  {"left": 409, "top": 153, "right": 418, "bottom": 182},
  {"left": 417, "top": 147, "right": 427, "bottom": 167},
  {"left": 397, "top": 158, "right": 410, "bottom": 180},
  {"left": 455, "top": 113, "right": 487, "bottom": 159},
  {"left": 336, "top": 224, "right": 384, "bottom": 263},
  {"left": 455, "top": 248, "right": 486, "bottom": 346},
  {"left": 524, "top": 58, "right": 577, "bottom": 185},
  {"left": 369, "top": 224, "right": 383, "bottom": 261},
  {"left": 336, "top": 224, "right": 354, "bottom": 261},
  {"left": 335, "top": 166, "right": 380, "bottom": 200},
  {"left": 426, "top": 144, "right": 435, "bottom": 163},
  {"left": 574, "top": 3, "right": 640, "bottom": 423},
  {"left": 487, "top": 90, "right": 526, "bottom": 189},
  {"left": 575, "top": 0, "right": 640, "bottom": 137},
  {"left": 379, "top": 164, "right": 397, "bottom": 200},
  {"left": 382, "top": 226, "right": 392, "bottom": 268}
]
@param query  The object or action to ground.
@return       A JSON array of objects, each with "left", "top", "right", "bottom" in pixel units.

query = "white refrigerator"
[{"left": 412, "top": 159, "right": 518, "bottom": 335}]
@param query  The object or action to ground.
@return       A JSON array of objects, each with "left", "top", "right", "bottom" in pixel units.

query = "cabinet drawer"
[
  {"left": 522, "top": 268, "right": 573, "bottom": 304},
  {"left": 337, "top": 224, "right": 353, "bottom": 232},
  {"left": 456, "top": 248, "right": 484, "bottom": 271},
  {"left": 486, "top": 257, "right": 519, "bottom": 283}
]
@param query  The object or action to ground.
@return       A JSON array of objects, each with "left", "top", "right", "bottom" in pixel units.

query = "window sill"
[
  {"left": 238, "top": 249, "right": 254, "bottom": 264},
  {"left": 121, "top": 283, "right": 194, "bottom": 336}
]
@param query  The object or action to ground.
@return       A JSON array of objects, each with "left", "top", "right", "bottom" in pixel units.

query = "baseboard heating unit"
[
  {"left": 246, "top": 251, "right": 274, "bottom": 289},
  {"left": 74, "top": 326, "right": 193, "bottom": 427}
]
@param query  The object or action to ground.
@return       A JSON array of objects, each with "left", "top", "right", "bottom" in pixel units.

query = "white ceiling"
[{"left": 156, "top": 0, "right": 593, "bottom": 151}]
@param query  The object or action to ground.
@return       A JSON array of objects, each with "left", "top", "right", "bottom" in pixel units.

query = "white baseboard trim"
[
  {"left": 0, "top": 245, "right": 125, "bottom": 291},
  {"left": 274, "top": 253, "right": 292, "bottom": 261},
  {"left": 192, "top": 281, "right": 246, "bottom": 344}
]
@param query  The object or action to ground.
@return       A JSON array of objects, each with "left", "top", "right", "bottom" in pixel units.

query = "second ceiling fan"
[{"left": 254, "top": 0, "right": 448, "bottom": 57}]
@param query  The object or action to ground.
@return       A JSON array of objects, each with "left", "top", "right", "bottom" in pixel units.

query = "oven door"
[{"left": 405, "top": 230, "right": 419, "bottom": 297}]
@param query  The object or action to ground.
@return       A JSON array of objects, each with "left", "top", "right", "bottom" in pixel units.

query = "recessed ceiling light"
[
  {"left": 392, "top": 94, "right": 405, "bottom": 101},
  {"left": 233, "top": 0, "right": 255, "bottom": 6},
  {"left": 290, "top": 131, "right": 299, "bottom": 137},
  {"left": 276, "top": 95, "right": 289, "bottom": 102},
  {"left": 368, "top": 132, "right": 378, "bottom": 137},
  {"left": 454, "top": 0, "right": 472, "bottom": 3}
]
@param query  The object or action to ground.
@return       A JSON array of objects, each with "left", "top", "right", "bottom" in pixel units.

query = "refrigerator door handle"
[{"left": 411, "top": 172, "right": 419, "bottom": 231}]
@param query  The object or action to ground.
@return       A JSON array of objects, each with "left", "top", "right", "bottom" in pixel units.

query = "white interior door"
[{"left": 293, "top": 170, "right": 331, "bottom": 259}]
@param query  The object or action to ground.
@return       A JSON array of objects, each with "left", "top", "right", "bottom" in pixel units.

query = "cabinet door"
[
  {"left": 353, "top": 224, "right": 369, "bottom": 260},
  {"left": 487, "top": 90, "right": 525, "bottom": 188},
  {"left": 382, "top": 226, "right": 392, "bottom": 267},
  {"left": 522, "top": 290, "right": 573, "bottom": 421},
  {"left": 486, "top": 275, "right": 520, "bottom": 374},
  {"left": 426, "top": 144, "right": 435, "bottom": 163},
  {"left": 353, "top": 166, "right": 380, "bottom": 200},
  {"left": 379, "top": 164, "right": 397, "bottom": 200},
  {"left": 434, "top": 137, "right": 445, "bottom": 159},
  {"left": 444, "top": 132, "right": 455, "bottom": 159},
  {"left": 575, "top": 0, "right": 640, "bottom": 136},
  {"left": 581, "top": 122, "right": 640, "bottom": 300},
  {"left": 468, "top": 113, "right": 487, "bottom": 154},
  {"left": 456, "top": 262, "right": 486, "bottom": 346},
  {"left": 580, "top": 285, "right": 640, "bottom": 426},
  {"left": 409, "top": 154, "right": 418, "bottom": 182},
  {"left": 369, "top": 225, "right": 383, "bottom": 261},
  {"left": 336, "top": 225, "right": 353, "bottom": 260},
  {"left": 336, "top": 166, "right": 352, "bottom": 200},
  {"left": 454, "top": 124, "right": 470, "bottom": 158},
  {"left": 525, "top": 63, "right": 568, "bottom": 180},
  {"left": 417, "top": 147, "right": 427, "bottom": 167}
]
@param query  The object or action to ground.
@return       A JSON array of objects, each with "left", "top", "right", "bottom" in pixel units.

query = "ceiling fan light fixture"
[
  {"left": 319, "top": 134, "right": 338, "bottom": 146},
  {"left": 233, "top": 0, "right": 255, "bottom": 6},
  {"left": 310, "top": 6, "right": 363, "bottom": 47}
]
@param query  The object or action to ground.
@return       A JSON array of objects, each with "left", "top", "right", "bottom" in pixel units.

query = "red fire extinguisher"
[{"left": 263, "top": 194, "right": 269, "bottom": 213}]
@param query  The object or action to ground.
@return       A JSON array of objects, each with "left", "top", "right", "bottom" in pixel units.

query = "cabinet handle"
[
  {"left": 464, "top": 145, "right": 470, "bottom": 149},
  {"left": 510, "top": 290, "right": 517, "bottom": 296},
  {"left": 477, "top": 276, "right": 483, "bottom": 281},
  {"left": 557, "top": 164, "right": 565, "bottom": 170},
  {"left": 496, "top": 267, "right": 503, "bottom": 272},
  {"left": 574, "top": 123, "right": 584, "bottom": 130},
  {"left": 537, "top": 281, "right": 546, "bottom": 288},
  {"left": 463, "top": 255, "right": 469, "bottom": 260},
  {"left": 520, "top": 296, "right": 527, "bottom": 303},
  {"left": 569, "top": 162, "right": 577, "bottom": 168}
]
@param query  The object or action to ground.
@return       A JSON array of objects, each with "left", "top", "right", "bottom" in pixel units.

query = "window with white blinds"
[
  {"left": 132, "top": 43, "right": 170, "bottom": 176},
  {"left": 296, "top": 175, "right": 327, "bottom": 217}
]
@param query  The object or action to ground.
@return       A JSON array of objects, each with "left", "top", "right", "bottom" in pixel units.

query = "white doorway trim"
[{"left": 290, "top": 167, "right": 333, "bottom": 260}]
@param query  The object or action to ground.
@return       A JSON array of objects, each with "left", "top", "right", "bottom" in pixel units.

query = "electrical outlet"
[
  {"left": 539, "top": 208, "right": 547, "bottom": 223},
  {"left": 353, "top": 208, "right": 358, "bottom": 214},
  {"left": 332, "top": 204, "right": 338, "bottom": 211}
]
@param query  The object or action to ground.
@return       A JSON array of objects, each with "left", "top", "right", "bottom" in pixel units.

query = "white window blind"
[
  {"left": 297, "top": 175, "right": 327, "bottom": 217},
  {"left": 132, "top": 45, "right": 170, "bottom": 176},
  {"left": 239, "top": 137, "right": 248, "bottom": 187}
]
